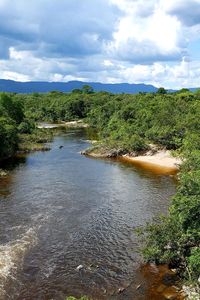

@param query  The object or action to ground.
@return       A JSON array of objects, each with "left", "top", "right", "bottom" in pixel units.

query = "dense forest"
[{"left": 0, "top": 87, "right": 199, "bottom": 287}]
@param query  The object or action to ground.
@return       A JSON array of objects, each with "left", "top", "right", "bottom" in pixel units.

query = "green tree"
[
  {"left": 0, "top": 117, "right": 18, "bottom": 160},
  {"left": 157, "top": 87, "right": 167, "bottom": 94},
  {"left": 0, "top": 93, "right": 24, "bottom": 124},
  {"left": 82, "top": 85, "right": 94, "bottom": 94}
]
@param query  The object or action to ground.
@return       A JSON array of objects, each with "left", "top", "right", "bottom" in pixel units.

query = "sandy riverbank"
[
  {"left": 37, "top": 120, "right": 89, "bottom": 129},
  {"left": 122, "top": 150, "right": 182, "bottom": 174},
  {"left": 64, "top": 120, "right": 89, "bottom": 128},
  {"left": 82, "top": 145, "right": 182, "bottom": 175}
]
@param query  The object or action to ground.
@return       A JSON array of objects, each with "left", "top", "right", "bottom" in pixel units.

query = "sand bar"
[{"left": 122, "top": 150, "right": 182, "bottom": 175}]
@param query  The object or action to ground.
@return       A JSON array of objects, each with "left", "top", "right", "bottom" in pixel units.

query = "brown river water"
[{"left": 0, "top": 128, "right": 182, "bottom": 300}]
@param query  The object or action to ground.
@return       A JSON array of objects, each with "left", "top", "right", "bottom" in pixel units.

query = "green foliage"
[
  {"left": 0, "top": 116, "right": 18, "bottom": 160},
  {"left": 0, "top": 93, "right": 24, "bottom": 124},
  {"left": 177, "top": 88, "right": 190, "bottom": 94},
  {"left": 12, "top": 89, "right": 200, "bottom": 154},
  {"left": 138, "top": 149, "right": 200, "bottom": 282},
  {"left": 65, "top": 98, "right": 87, "bottom": 119},
  {"left": 181, "top": 150, "right": 200, "bottom": 172},
  {"left": 72, "top": 88, "right": 82, "bottom": 94},
  {"left": 18, "top": 129, "right": 52, "bottom": 152},
  {"left": 82, "top": 85, "right": 94, "bottom": 94},
  {"left": 18, "top": 119, "right": 35, "bottom": 134},
  {"left": 157, "top": 87, "right": 167, "bottom": 94},
  {"left": 187, "top": 248, "right": 200, "bottom": 280},
  {"left": 177, "top": 171, "right": 200, "bottom": 196},
  {"left": 0, "top": 92, "right": 26, "bottom": 159},
  {"left": 181, "top": 132, "right": 200, "bottom": 152}
]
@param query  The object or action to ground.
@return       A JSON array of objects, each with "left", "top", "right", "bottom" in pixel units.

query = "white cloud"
[
  {"left": 160, "top": 0, "right": 200, "bottom": 26},
  {"left": 0, "top": 71, "right": 29, "bottom": 82},
  {"left": 107, "top": 0, "right": 184, "bottom": 63},
  {"left": 112, "top": 58, "right": 198, "bottom": 89},
  {"left": 1, "top": 47, "right": 200, "bottom": 89},
  {"left": 0, "top": 0, "right": 200, "bottom": 89},
  {"left": 49, "top": 73, "right": 86, "bottom": 82},
  {"left": 0, "top": 48, "right": 74, "bottom": 82},
  {"left": 146, "top": 8, "right": 180, "bottom": 52},
  {"left": 103, "top": 60, "right": 114, "bottom": 67}
]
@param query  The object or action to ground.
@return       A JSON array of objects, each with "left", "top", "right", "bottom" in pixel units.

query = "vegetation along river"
[{"left": 0, "top": 128, "right": 177, "bottom": 300}]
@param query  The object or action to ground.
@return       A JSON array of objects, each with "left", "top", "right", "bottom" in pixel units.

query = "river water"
[{"left": 0, "top": 128, "right": 177, "bottom": 300}]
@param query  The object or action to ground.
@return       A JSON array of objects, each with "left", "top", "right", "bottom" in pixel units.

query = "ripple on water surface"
[{"left": 0, "top": 129, "right": 177, "bottom": 299}]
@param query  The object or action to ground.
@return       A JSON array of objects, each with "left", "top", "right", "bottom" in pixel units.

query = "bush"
[
  {"left": 18, "top": 119, "right": 35, "bottom": 134},
  {"left": 138, "top": 154, "right": 200, "bottom": 282},
  {"left": 187, "top": 248, "right": 200, "bottom": 281},
  {"left": 0, "top": 116, "right": 18, "bottom": 160},
  {"left": 127, "top": 134, "right": 148, "bottom": 152}
]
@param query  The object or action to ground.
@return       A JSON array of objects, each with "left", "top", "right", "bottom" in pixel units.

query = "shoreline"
[
  {"left": 121, "top": 150, "right": 181, "bottom": 175},
  {"left": 37, "top": 120, "right": 89, "bottom": 129},
  {"left": 82, "top": 146, "right": 182, "bottom": 175}
]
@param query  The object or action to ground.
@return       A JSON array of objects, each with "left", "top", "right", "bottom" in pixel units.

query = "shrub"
[{"left": 187, "top": 248, "right": 200, "bottom": 281}]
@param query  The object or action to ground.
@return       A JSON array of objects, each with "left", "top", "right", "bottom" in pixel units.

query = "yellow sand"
[{"left": 122, "top": 150, "right": 182, "bottom": 175}]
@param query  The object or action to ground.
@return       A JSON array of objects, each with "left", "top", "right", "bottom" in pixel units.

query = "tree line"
[{"left": 0, "top": 87, "right": 199, "bottom": 284}]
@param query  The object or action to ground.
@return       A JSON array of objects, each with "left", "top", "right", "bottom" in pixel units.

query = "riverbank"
[
  {"left": 17, "top": 130, "right": 52, "bottom": 154},
  {"left": 81, "top": 144, "right": 182, "bottom": 175},
  {"left": 19, "top": 120, "right": 88, "bottom": 153},
  {"left": 37, "top": 120, "right": 89, "bottom": 129},
  {"left": 121, "top": 150, "right": 181, "bottom": 175}
]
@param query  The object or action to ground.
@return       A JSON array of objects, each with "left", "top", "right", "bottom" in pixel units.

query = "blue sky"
[{"left": 0, "top": 0, "right": 200, "bottom": 89}]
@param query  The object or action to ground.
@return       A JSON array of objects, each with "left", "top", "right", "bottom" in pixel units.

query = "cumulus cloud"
[
  {"left": 107, "top": 0, "right": 185, "bottom": 64},
  {"left": 0, "top": 0, "right": 121, "bottom": 58},
  {"left": 161, "top": 0, "right": 200, "bottom": 26},
  {"left": 0, "top": 0, "right": 200, "bottom": 88}
]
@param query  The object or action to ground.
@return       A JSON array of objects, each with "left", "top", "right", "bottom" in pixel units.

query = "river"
[{"left": 0, "top": 128, "right": 177, "bottom": 300}]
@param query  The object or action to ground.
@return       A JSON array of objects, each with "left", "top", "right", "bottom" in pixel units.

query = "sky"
[{"left": 0, "top": 0, "right": 200, "bottom": 89}]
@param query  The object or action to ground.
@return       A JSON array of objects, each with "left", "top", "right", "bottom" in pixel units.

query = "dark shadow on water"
[
  {"left": 0, "top": 156, "right": 27, "bottom": 197},
  {"left": 0, "top": 155, "right": 27, "bottom": 171}
]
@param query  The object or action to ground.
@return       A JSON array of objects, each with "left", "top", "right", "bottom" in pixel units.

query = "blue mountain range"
[{"left": 0, "top": 79, "right": 158, "bottom": 94}]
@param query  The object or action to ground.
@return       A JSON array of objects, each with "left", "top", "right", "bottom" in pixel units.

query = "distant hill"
[{"left": 0, "top": 79, "right": 159, "bottom": 94}]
